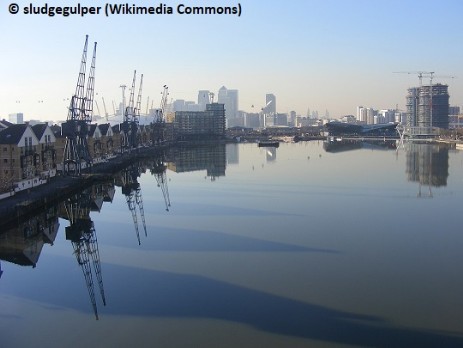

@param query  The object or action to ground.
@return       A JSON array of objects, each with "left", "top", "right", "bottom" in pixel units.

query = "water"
[{"left": 1, "top": 141, "right": 463, "bottom": 347}]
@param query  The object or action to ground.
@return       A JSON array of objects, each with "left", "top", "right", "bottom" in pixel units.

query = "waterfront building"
[
  {"left": 174, "top": 103, "right": 226, "bottom": 140},
  {"left": 97, "top": 123, "right": 116, "bottom": 156},
  {"left": 245, "top": 113, "right": 260, "bottom": 129},
  {"left": 406, "top": 84, "right": 449, "bottom": 129},
  {"left": 275, "top": 113, "right": 288, "bottom": 126},
  {"left": 31, "top": 123, "right": 57, "bottom": 178},
  {"left": 0, "top": 124, "right": 40, "bottom": 191},
  {"left": 418, "top": 84, "right": 449, "bottom": 129},
  {"left": 449, "top": 106, "right": 461, "bottom": 128}
]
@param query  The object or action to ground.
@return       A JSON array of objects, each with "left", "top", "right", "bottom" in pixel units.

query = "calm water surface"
[{"left": 1, "top": 141, "right": 463, "bottom": 347}]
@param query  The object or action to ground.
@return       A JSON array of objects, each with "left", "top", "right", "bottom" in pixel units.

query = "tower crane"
[{"left": 393, "top": 71, "right": 435, "bottom": 86}]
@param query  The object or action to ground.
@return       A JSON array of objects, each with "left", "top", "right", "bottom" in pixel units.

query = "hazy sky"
[{"left": 1, "top": 0, "right": 462, "bottom": 122}]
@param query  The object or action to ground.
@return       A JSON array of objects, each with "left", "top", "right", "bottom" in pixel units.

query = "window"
[{"left": 3, "top": 159, "right": 7, "bottom": 163}]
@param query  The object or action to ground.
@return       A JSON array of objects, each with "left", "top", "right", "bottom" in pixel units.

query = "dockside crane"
[
  {"left": 132, "top": 73, "right": 144, "bottom": 147},
  {"left": 62, "top": 35, "right": 97, "bottom": 175},
  {"left": 121, "top": 71, "right": 136, "bottom": 152},
  {"left": 151, "top": 85, "right": 169, "bottom": 144}
]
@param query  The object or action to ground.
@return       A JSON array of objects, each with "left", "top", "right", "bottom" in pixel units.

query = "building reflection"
[
  {"left": 0, "top": 150, "right": 172, "bottom": 319},
  {"left": 60, "top": 184, "right": 112, "bottom": 320},
  {"left": 0, "top": 206, "right": 59, "bottom": 268},
  {"left": 405, "top": 143, "right": 449, "bottom": 198},
  {"left": 167, "top": 144, "right": 226, "bottom": 181},
  {"left": 266, "top": 147, "right": 277, "bottom": 162},
  {"left": 323, "top": 138, "right": 396, "bottom": 153}
]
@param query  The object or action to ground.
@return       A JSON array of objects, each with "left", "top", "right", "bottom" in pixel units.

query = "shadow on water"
[
  {"left": 103, "top": 225, "right": 337, "bottom": 253},
  {"left": 6, "top": 259, "right": 463, "bottom": 348}
]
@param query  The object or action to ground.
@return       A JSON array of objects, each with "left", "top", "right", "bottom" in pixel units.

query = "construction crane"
[
  {"left": 63, "top": 190, "right": 106, "bottom": 320},
  {"left": 393, "top": 71, "right": 435, "bottom": 86},
  {"left": 62, "top": 35, "right": 97, "bottom": 175}
]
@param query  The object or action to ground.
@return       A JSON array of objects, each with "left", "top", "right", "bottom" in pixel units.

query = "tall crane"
[
  {"left": 393, "top": 71, "right": 435, "bottom": 86},
  {"left": 132, "top": 74, "right": 144, "bottom": 146},
  {"left": 121, "top": 71, "right": 136, "bottom": 152},
  {"left": 62, "top": 35, "right": 97, "bottom": 175}
]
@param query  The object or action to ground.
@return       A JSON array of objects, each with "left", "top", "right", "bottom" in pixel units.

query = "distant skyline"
[{"left": 1, "top": 0, "right": 462, "bottom": 122}]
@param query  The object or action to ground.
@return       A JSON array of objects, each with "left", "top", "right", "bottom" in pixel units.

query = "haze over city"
[{"left": 1, "top": 0, "right": 462, "bottom": 122}]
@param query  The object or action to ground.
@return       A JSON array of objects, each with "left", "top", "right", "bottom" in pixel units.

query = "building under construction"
[{"left": 406, "top": 84, "right": 449, "bottom": 129}]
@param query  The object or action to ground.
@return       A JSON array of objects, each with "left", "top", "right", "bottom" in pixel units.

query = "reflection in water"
[
  {"left": 405, "top": 143, "right": 449, "bottom": 197},
  {"left": 149, "top": 153, "right": 171, "bottom": 211},
  {"left": 0, "top": 151, "right": 172, "bottom": 320},
  {"left": 115, "top": 164, "right": 147, "bottom": 245},
  {"left": 167, "top": 144, "right": 226, "bottom": 181},
  {"left": 323, "top": 138, "right": 397, "bottom": 153},
  {"left": 0, "top": 206, "right": 59, "bottom": 268},
  {"left": 61, "top": 187, "right": 107, "bottom": 320},
  {"left": 266, "top": 147, "right": 277, "bottom": 162},
  {"left": 2, "top": 143, "right": 462, "bottom": 346}
]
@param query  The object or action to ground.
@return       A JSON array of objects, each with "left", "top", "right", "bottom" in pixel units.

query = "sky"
[{"left": 1, "top": 0, "right": 462, "bottom": 122}]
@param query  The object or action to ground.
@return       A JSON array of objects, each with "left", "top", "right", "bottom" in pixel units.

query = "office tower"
[
  {"left": 9, "top": 113, "right": 24, "bottom": 124},
  {"left": 418, "top": 84, "right": 449, "bottom": 129},
  {"left": 217, "top": 86, "right": 238, "bottom": 121},
  {"left": 197, "top": 90, "right": 210, "bottom": 111},
  {"left": 265, "top": 94, "right": 276, "bottom": 115},
  {"left": 406, "top": 84, "right": 449, "bottom": 129}
]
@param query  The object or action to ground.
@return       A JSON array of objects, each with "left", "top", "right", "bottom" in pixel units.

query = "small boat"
[{"left": 258, "top": 141, "right": 279, "bottom": 148}]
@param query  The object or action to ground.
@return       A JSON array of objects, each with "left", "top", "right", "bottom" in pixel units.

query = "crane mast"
[{"left": 63, "top": 35, "right": 96, "bottom": 175}]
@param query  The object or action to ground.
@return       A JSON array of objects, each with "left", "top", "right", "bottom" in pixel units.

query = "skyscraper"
[
  {"left": 197, "top": 90, "right": 210, "bottom": 111},
  {"left": 406, "top": 84, "right": 449, "bottom": 129},
  {"left": 264, "top": 94, "right": 276, "bottom": 115},
  {"left": 217, "top": 86, "right": 238, "bottom": 122}
]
